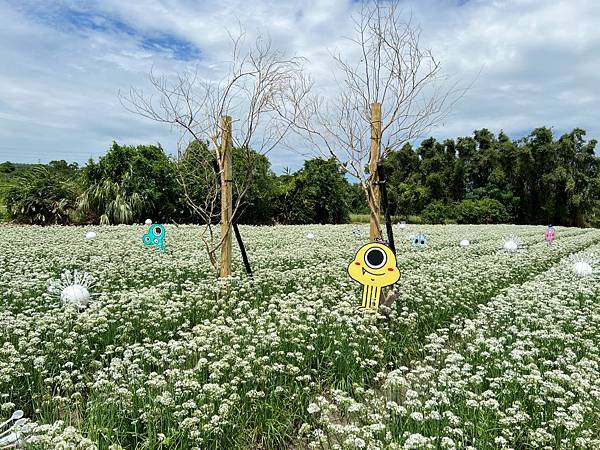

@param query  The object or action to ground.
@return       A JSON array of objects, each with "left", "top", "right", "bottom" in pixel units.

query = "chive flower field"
[{"left": 1, "top": 224, "right": 600, "bottom": 449}]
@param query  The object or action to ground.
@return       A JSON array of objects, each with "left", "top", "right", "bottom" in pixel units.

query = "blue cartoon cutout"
[
  {"left": 411, "top": 233, "right": 428, "bottom": 248},
  {"left": 352, "top": 227, "right": 364, "bottom": 237},
  {"left": 143, "top": 224, "right": 165, "bottom": 253}
]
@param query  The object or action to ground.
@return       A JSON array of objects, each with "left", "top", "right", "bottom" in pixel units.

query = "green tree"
[
  {"left": 418, "top": 137, "right": 450, "bottom": 202},
  {"left": 79, "top": 142, "right": 181, "bottom": 224},
  {"left": 560, "top": 129, "right": 599, "bottom": 226},
  {"left": 5, "top": 166, "right": 79, "bottom": 225},
  {"left": 233, "top": 150, "right": 278, "bottom": 224},
  {"left": 48, "top": 160, "right": 79, "bottom": 178},
  {"left": 0, "top": 162, "right": 16, "bottom": 174},
  {"left": 366, "top": 127, "right": 600, "bottom": 226},
  {"left": 348, "top": 183, "right": 369, "bottom": 214},
  {"left": 381, "top": 143, "right": 421, "bottom": 216},
  {"left": 178, "top": 140, "right": 278, "bottom": 224},
  {"left": 275, "top": 158, "right": 351, "bottom": 224}
]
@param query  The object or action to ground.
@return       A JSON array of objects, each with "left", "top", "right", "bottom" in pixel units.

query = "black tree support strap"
[
  {"left": 211, "top": 159, "right": 253, "bottom": 279},
  {"left": 377, "top": 162, "right": 396, "bottom": 256},
  {"left": 233, "top": 222, "right": 253, "bottom": 280}
]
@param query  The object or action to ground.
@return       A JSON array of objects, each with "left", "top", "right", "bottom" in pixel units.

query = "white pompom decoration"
[
  {"left": 145, "top": 219, "right": 152, "bottom": 225},
  {"left": 85, "top": 231, "right": 96, "bottom": 240},
  {"left": 460, "top": 239, "right": 470, "bottom": 247},
  {"left": 306, "top": 233, "right": 315, "bottom": 239}
]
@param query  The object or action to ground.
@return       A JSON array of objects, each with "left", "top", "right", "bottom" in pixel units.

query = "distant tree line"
[
  {"left": 1, "top": 126, "right": 599, "bottom": 227},
  {"left": 0, "top": 142, "right": 351, "bottom": 226},
  {"left": 373, "top": 127, "right": 600, "bottom": 226}
]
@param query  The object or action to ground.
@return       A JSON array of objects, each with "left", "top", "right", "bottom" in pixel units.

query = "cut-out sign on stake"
[
  {"left": 348, "top": 241, "right": 400, "bottom": 312},
  {"left": 143, "top": 224, "right": 165, "bottom": 253},
  {"left": 411, "top": 233, "right": 428, "bottom": 248},
  {"left": 545, "top": 224, "right": 556, "bottom": 244},
  {"left": 352, "top": 227, "right": 364, "bottom": 237}
]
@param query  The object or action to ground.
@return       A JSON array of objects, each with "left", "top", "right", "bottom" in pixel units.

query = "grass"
[{"left": 1, "top": 224, "right": 599, "bottom": 448}]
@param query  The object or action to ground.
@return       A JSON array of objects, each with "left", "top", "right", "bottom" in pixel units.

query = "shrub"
[
  {"left": 421, "top": 201, "right": 448, "bottom": 224},
  {"left": 452, "top": 198, "right": 510, "bottom": 224}
]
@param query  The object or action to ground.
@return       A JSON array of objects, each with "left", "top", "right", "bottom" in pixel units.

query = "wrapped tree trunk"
[
  {"left": 368, "top": 102, "right": 382, "bottom": 240},
  {"left": 220, "top": 115, "right": 233, "bottom": 278}
]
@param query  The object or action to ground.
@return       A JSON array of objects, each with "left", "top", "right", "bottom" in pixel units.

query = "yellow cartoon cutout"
[{"left": 348, "top": 241, "right": 400, "bottom": 312}]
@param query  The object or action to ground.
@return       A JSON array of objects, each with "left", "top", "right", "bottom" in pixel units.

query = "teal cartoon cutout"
[
  {"left": 143, "top": 224, "right": 165, "bottom": 253},
  {"left": 411, "top": 233, "right": 428, "bottom": 248}
]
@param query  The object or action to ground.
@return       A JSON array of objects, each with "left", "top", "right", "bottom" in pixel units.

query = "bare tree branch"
[
  {"left": 276, "top": 0, "right": 468, "bottom": 210},
  {"left": 121, "top": 28, "right": 310, "bottom": 276}
]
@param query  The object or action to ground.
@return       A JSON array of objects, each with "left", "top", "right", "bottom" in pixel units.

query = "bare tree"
[
  {"left": 278, "top": 0, "right": 467, "bottom": 239},
  {"left": 274, "top": 0, "right": 468, "bottom": 310},
  {"left": 121, "top": 29, "right": 309, "bottom": 276}
]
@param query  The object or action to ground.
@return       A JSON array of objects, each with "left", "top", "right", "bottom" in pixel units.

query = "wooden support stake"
[
  {"left": 220, "top": 115, "right": 233, "bottom": 278},
  {"left": 369, "top": 102, "right": 382, "bottom": 240}
]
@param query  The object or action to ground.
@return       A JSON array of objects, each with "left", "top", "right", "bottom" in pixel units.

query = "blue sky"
[{"left": 1, "top": 0, "right": 600, "bottom": 173}]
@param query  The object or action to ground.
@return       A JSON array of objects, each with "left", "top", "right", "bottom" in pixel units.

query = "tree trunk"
[
  {"left": 220, "top": 115, "right": 233, "bottom": 278},
  {"left": 369, "top": 102, "right": 382, "bottom": 240},
  {"left": 575, "top": 208, "right": 585, "bottom": 227}
]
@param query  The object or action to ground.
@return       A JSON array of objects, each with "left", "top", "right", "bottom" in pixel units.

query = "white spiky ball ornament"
[
  {"left": 501, "top": 235, "right": 524, "bottom": 253},
  {"left": 48, "top": 270, "right": 98, "bottom": 310},
  {"left": 565, "top": 253, "right": 598, "bottom": 278},
  {"left": 61, "top": 285, "right": 90, "bottom": 306},
  {"left": 574, "top": 261, "right": 593, "bottom": 276},
  {"left": 85, "top": 231, "right": 96, "bottom": 240},
  {"left": 460, "top": 239, "right": 470, "bottom": 248},
  {"left": 571, "top": 254, "right": 597, "bottom": 276},
  {"left": 145, "top": 219, "right": 152, "bottom": 225},
  {"left": 306, "top": 232, "right": 315, "bottom": 239}
]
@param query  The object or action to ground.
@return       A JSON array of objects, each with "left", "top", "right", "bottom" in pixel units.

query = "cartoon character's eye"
[
  {"left": 414, "top": 239, "right": 419, "bottom": 244},
  {"left": 365, "top": 247, "right": 386, "bottom": 269},
  {"left": 420, "top": 240, "right": 425, "bottom": 245},
  {"left": 154, "top": 226, "right": 163, "bottom": 236},
  {"left": 144, "top": 236, "right": 151, "bottom": 243},
  {"left": 154, "top": 238, "right": 158, "bottom": 244}
]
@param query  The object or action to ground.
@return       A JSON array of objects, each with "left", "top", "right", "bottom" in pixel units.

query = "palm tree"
[
  {"left": 4, "top": 166, "right": 78, "bottom": 224},
  {"left": 78, "top": 176, "right": 144, "bottom": 224}
]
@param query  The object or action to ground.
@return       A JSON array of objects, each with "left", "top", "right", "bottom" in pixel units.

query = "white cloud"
[{"left": 0, "top": 0, "right": 599, "bottom": 172}]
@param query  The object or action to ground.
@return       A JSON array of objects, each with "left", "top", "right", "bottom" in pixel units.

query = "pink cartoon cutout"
[{"left": 544, "top": 224, "right": 555, "bottom": 245}]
